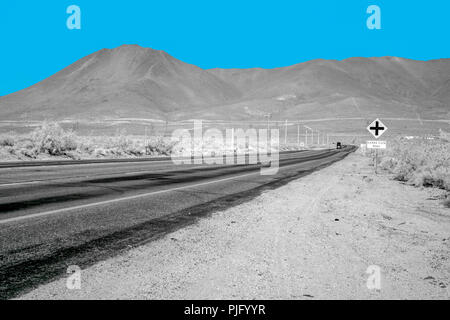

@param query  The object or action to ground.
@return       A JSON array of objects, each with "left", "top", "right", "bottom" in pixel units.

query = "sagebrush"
[
  {"left": 0, "top": 122, "right": 176, "bottom": 160},
  {"left": 379, "top": 137, "right": 450, "bottom": 191}
]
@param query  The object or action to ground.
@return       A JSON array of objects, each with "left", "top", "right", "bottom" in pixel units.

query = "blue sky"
[{"left": 0, "top": 0, "right": 449, "bottom": 96}]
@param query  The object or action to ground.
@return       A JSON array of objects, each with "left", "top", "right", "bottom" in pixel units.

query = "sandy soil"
[{"left": 19, "top": 153, "right": 450, "bottom": 300}]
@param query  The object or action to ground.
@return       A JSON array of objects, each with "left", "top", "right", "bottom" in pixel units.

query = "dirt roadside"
[{"left": 19, "top": 153, "right": 450, "bottom": 300}]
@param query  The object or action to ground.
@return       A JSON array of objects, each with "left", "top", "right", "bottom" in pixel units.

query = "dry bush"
[
  {"left": 0, "top": 123, "right": 176, "bottom": 160},
  {"left": 0, "top": 134, "right": 15, "bottom": 147},
  {"left": 102, "top": 130, "right": 147, "bottom": 156},
  {"left": 443, "top": 196, "right": 450, "bottom": 208},
  {"left": 146, "top": 137, "right": 175, "bottom": 156},
  {"left": 30, "top": 122, "right": 78, "bottom": 156},
  {"left": 380, "top": 137, "right": 450, "bottom": 191},
  {"left": 439, "top": 129, "right": 450, "bottom": 142}
]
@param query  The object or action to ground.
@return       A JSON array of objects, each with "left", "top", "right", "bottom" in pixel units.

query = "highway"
[{"left": 0, "top": 146, "right": 355, "bottom": 299}]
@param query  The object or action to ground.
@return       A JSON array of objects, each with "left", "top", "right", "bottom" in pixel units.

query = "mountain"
[
  {"left": 0, "top": 45, "right": 449, "bottom": 121},
  {"left": 204, "top": 57, "right": 450, "bottom": 121},
  {"left": 0, "top": 45, "right": 241, "bottom": 120}
]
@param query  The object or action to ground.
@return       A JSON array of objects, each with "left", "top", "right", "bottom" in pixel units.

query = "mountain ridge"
[{"left": 0, "top": 45, "right": 449, "bottom": 121}]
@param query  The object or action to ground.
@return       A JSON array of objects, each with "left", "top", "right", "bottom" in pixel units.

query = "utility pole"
[
  {"left": 164, "top": 120, "right": 169, "bottom": 137},
  {"left": 297, "top": 122, "right": 300, "bottom": 147},
  {"left": 305, "top": 128, "right": 308, "bottom": 146},
  {"left": 231, "top": 127, "right": 235, "bottom": 152},
  {"left": 375, "top": 149, "right": 378, "bottom": 175},
  {"left": 264, "top": 113, "right": 271, "bottom": 132},
  {"left": 284, "top": 120, "right": 288, "bottom": 146},
  {"left": 317, "top": 130, "right": 320, "bottom": 145},
  {"left": 304, "top": 125, "right": 312, "bottom": 148},
  {"left": 144, "top": 126, "right": 148, "bottom": 155}
]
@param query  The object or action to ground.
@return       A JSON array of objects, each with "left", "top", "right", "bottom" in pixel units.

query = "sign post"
[
  {"left": 374, "top": 147, "right": 379, "bottom": 175},
  {"left": 367, "top": 119, "right": 388, "bottom": 175}
]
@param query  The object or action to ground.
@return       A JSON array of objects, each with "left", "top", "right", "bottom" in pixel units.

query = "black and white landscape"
[{"left": 0, "top": 45, "right": 449, "bottom": 301}]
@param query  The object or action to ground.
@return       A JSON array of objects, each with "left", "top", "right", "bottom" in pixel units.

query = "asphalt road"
[{"left": 0, "top": 147, "right": 355, "bottom": 299}]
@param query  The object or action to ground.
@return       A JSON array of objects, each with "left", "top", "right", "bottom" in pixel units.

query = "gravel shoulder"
[{"left": 19, "top": 153, "right": 450, "bottom": 300}]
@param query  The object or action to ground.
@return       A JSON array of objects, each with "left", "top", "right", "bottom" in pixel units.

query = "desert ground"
[{"left": 18, "top": 152, "right": 450, "bottom": 300}]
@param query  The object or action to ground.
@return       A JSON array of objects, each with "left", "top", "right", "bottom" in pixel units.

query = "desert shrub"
[
  {"left": 380, "top": 137, "right": 450, "bottom": 191},
  {"left": 103, "top": 130, "right": 145, "bottom": 156},
  {"left": 0, "top": 123, "right": 177, "bottom": 160},
  {"left": 113, "top": 131, "right": 133, "bottom": 152},
  {"left": 76, "top": 138, "right": 95, "bottom": 154},
  {"left": 0, "top": 135, "right": 15, "bottom": 147},
  {"left": 443, "top": 196, "right": 450, "bottom": 208},
  {"left": 31, "top": 122, "right": 78, "bottom": 156},
  {"left": 146, "top": 137, "right": 174, "bottom": 156},
  {"left": 439, "top": 129, "right": 450, "bottom": 142}
]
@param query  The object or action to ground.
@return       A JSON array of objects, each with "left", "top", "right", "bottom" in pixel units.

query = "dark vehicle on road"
[{"left": 336, "top": 142, "right": 342, "bottom": 149}]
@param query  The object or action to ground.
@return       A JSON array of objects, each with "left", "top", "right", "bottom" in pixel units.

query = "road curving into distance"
[{"left": 0, "top": 146, "right": 356, "bottom": 299}]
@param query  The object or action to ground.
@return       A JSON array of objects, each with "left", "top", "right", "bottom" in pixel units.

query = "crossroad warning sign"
[{"left": 367, "top": 119, "right": 387, "bottom": 139}]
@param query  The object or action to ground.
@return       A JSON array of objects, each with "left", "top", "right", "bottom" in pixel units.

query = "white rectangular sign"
[{"left": 367, "top": 141, "right": 386, "bottom": 149}]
